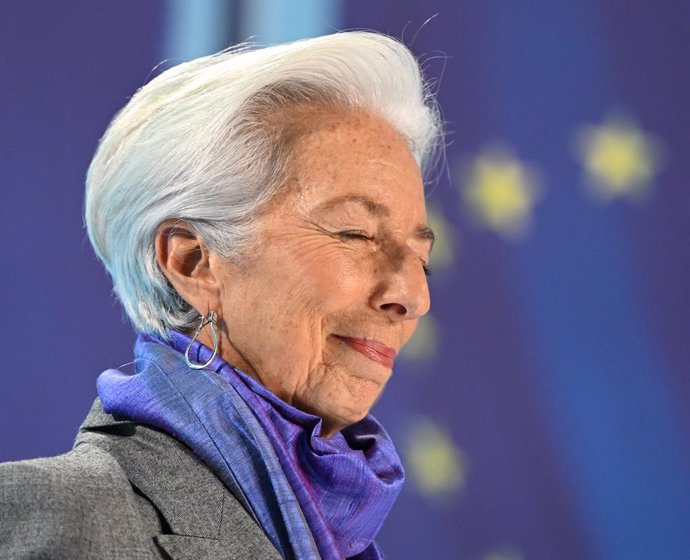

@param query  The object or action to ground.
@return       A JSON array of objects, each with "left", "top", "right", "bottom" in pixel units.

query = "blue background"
[{"left": 2, "top": 2, "right": 689, "bottom": 559}]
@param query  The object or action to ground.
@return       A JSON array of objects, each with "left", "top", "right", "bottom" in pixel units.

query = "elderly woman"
[{"left": 0, "top": 32, "right": 440, "bottom": 559}]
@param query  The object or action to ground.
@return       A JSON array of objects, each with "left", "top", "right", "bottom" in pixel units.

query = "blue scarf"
[{"left": 97, "top": 332, "right": 404, "bottom": 559}]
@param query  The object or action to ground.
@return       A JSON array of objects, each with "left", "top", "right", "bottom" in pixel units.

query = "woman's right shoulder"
[
  {"left": 0, "top": 443, "right": 129, "bottom": 504},
  {"left": 0, "top": 444, "right": 158, "bottom": 559}
]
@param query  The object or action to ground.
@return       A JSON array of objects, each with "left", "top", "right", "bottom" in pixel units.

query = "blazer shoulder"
[
  {"left": 2, "top": 440, "right": 127, "bottom": 494},
  {"left": 0, "top": 444, "right": 158, "bottom": 559}
]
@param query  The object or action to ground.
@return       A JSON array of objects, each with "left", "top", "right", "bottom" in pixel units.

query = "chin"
[{"left": 319, "top": 402, "right": 374, "bottom": 437}]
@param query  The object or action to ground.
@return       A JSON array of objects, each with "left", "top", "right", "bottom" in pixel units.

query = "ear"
[{"left": 155, "top": 220, "right": 219, "bottom": 314}]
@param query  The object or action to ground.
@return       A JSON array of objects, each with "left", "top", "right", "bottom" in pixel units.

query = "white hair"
[{"left": 85, "top": 31, "right": 442, "bottom": 336}]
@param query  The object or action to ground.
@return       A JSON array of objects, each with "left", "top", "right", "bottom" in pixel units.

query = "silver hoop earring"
[{"left": 184, "top": 311, "right": 219, "bottom": 370}]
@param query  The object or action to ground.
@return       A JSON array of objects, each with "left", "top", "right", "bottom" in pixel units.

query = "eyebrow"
[
  {"left": 316, "top": 194, "right": 436, "bottom": 248},
  {"left": 317, "top": 194, "right": 389, "bottom": 217},
  {"left": 416, "top": 224, "right": 436, "bottom": 248}
]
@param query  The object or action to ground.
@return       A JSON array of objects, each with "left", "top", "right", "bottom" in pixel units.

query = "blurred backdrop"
[{"left": 2, "top": 1, "right": 689, "bottom": 559}]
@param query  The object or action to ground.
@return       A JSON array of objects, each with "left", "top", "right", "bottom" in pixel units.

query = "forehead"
[{"left": 286, "top": 110, "right": 425, "bottom": 215}]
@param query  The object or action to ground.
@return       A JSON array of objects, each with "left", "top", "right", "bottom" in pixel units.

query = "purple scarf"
[{"left": 97, "top": 331, "right": 404, "bottom": 559}]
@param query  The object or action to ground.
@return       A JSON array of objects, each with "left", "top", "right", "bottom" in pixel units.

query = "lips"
[{"left": 333, "top": 335, "right": 397, "bottom": 369}]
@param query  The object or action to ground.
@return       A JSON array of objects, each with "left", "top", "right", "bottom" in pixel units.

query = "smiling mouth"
[{"left": 332, "top": 335, "right": 397, "bottom": 369}]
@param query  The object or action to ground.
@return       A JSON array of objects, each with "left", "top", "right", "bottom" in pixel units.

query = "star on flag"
[
  {"left": 459, "top": 146, "right": 542, "bottom": 240},
  {"left": 575, "top": 113, "right": 663, "bottom": 202}
]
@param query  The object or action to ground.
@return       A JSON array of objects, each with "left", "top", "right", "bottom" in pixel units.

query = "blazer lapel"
[
  {"left": 76, "top": 400, "right": 282, "bottom": 560},
  {"left": 154, "top": 534, "right": 282, "bottom": 560}
]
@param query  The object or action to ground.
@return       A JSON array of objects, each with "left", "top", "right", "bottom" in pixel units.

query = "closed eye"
[{"left": 337, "top": 230, "right": 375, "bottom": 241}]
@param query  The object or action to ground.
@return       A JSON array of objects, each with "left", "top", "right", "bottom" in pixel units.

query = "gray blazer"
[{"left": 0, "top": 400, "right": 283, "bottom": 559}]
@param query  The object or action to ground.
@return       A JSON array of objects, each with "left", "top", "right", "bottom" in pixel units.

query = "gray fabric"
[{"left": 0, "top": 400, "right": 282, "bottom": 560}]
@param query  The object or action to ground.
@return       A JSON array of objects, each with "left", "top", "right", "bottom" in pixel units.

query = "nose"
[{"left": 370, "top": 246, "right": 431, "bottom": 321}]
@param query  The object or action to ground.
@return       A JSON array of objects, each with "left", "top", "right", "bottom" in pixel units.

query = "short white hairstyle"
[{"left": 85, "top": 31, "right": 442, "bottom": 336}]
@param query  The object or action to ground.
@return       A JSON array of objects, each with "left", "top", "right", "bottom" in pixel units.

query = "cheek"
[
  {"left": 312, "top": 266, "right": 369, "bottom": 306},
  {"left": 289, "top": 245, "right": 374, "bottom": 310},
  {"left": 234, "top": 239, "right": 376, "bottom": 359}
]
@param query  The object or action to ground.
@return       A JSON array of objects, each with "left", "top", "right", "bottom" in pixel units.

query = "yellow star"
[
  {"left": 405, "top": 417, "right": 467, "bottom": 497},
  {"left": 575, "top": 113, "right": 663, "bottom": 202},
  {"left": 400, "top": 314, "right": 438, "bottom": 363},
  {"left": 459, "top": 146, "right": 542, "bottom": 240}
]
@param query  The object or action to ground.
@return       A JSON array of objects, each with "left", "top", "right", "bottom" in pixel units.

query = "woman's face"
[{"left": 213, "top": 111, "right": 433, "bottom": 436}]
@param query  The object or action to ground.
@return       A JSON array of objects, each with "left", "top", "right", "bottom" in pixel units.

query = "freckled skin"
[{"left": 211, "top": 111, "right": 432, "bottom": 436}]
